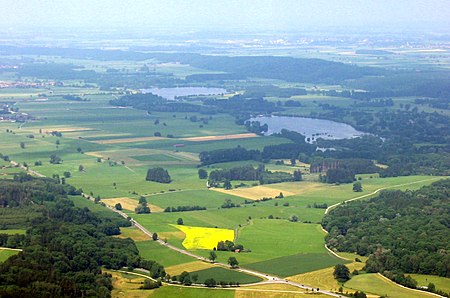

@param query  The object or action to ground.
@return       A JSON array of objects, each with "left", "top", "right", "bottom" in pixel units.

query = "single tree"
[
  {"left": 177, "top": 218, "right": 184, "bottom": 225},
  {"left": 115, "top": 203, "right": 122, "bottom": 210},
  {"left": 228, "top": 256, "right": 239, "bottom": 268},
  {"left": 49, "top": 154, "right": 62, "bottom": 164},
  {"left": 290, "top": 215, "right": 299, "bottom": 222},
  {"left": 152, "top": 232, "right": 158, "bottom": 241},
  {"left": 19, "top": 142, "right": 25, "bottom": 149},
  {"left": 293, "top": 170, "right": 303, "bottom": 181},
  {"left": 198, "top": 168, "right": 208, "bottom": 179},
  {"left": 79, "top": 165, "right": 85, "bottom": 172},
  {"left": 204, "top": 278, "right": 216, "bottom": 287},
  {"left": 333, "top": 264, "right": 350, "bottom": 282},
  {"left": 209, "top": 251, "right": 217, "bottom": 262},
  {"left": 223, "top": 179, "right": 232, "bottom": 190},
  {"left": 353, "top": 181, "right": 363, "bottom": 192}
]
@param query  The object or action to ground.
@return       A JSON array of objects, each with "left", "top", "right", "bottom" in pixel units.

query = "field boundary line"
[
  {"left": 377, "top": 273, "right": 446, "bottom": 298},
  {"left": 323, "top": 244, "right": 351, "bottom": 261}
]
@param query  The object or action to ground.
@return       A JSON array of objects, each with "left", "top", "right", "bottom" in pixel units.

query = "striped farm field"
[
  {"left": 180, "top": 133, "right": 258, "bottom": 142},
  {"left": 172, "top": 224, "right": 235, "bottom": 250},
  {"left": 102, "top": 197, "right": 138, "bottom": 211},
  {"left": 103, "top": 197, "right": 164, "bottom": 212},
  {"left": 91, "top": 136, "right": 165, "bottom": 144},
  {"left": 212, "top": 185, "right": 296, "bottom": 200}
]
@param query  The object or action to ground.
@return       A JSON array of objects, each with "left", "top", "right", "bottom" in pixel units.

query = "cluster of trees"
[
  {"left": 146, "top": 167, "right": 171, "bottom": 183},
  {"left": 62, "top": 95, "right": 88, "bottom": 101},
  {"left": 163, "top": 205, "right": 206, "bottom": 212},
  {"left": 135, "top": 197, "right": 151, "bottom": 214},
  {"left": 0, "top": 173, "right": 81, "bottom": 207},
  {"left": 216, "top": 240, "right": 244, "bottom": 252},
  {"left": 0, "top": 176, "right": 167, "bottom": 297},
  {"left": 323, "top": 180, "right": 450, "bottom": 280},
  {"left": 207, "top": 165, "right": 302, "bottom": 187},
  {"left": 319, "top": 168, "right": 355, "bottom": 184},
  {"left": 244, "top": 120, "right": 268, "bottom": 135}
]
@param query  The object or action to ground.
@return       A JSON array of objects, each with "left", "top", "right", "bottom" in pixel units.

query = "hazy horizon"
[{"left": 2, "top": 0, "right": 450, "bottom": 34}]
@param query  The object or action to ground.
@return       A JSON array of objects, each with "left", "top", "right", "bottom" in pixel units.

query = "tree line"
[{"left": 322, "top": 179, "right": 450, "bottom": 282}]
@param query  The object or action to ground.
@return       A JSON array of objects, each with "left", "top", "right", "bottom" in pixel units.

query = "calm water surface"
[
  {"left": 249, "top": 115, "right": 365, "bottom": 141},
  {"left": 141, "top": 87, "right": 226, "bottom": 100}
]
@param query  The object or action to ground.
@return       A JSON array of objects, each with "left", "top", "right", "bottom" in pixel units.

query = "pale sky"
[{"left": 2, "top": 0, "right": 450, "bottom": 32}]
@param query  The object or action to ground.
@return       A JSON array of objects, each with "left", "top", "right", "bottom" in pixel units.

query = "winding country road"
[{"left": 9, "top": 161, "right": 443, "bottom": 297}]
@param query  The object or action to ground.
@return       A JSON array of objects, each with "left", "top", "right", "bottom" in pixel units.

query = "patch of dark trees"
[
  {"left": 0, "top": 175, "right": 166, "bottom": 297},
  {"left": 215, "top": 240, "right": 245, "bottom": 252},
  {"left": 415, "top": 97, "right": 450, "bottom": 110},
  {"left": 322, "top": 179, "right": 450, "bottom": 292},
  {"left": 164, "top": 206, "right": 206, "bottom": 212},
  {"left": 146, "top": 167, "right": 171, "bottom": 183},
  {"left": 206, "top": 165, "right": 302, "bottom": 187},
  {"left": 62, "top": 95, "right": 88, "bottom": 102}
]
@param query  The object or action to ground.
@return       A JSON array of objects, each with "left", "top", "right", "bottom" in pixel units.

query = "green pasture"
[
  {"left": 150, "top": 286, "right": 234, "bottom": 298},
  {"left": 408, "top": 274, "right": 450, "bottom": 294},
  {"left": 0, "top": 249, "right": 20, "bottom": 263},
  {"left": 136, "top": 240, "right": 197, "bottom": 267},
  {"left": 0, "top": 229, "right": 26, "bottom": 235},
  {"left": 345, "top": 273, "right": 437, "bottom": 298}
]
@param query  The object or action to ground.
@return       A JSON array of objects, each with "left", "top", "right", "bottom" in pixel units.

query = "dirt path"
[{"left": 324, "top": 177, "right": 441, "bottom": 214}]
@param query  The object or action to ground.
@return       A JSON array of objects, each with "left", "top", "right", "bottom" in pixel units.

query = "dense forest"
[
  {"left": 0, "top": 175, "right": 165, "bottom": 297},
  {"left": 322, "top": 180, "right": 450, "bottom": 280}
]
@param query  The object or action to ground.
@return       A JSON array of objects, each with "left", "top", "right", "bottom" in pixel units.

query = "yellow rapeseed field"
[{"left": 171, "top": 225, "right": 234, "bottom": 250}]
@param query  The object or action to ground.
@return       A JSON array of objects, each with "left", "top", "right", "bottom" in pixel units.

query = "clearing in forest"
[
  {"left": 180, "top": 133, "right": 258, "bottom": 142},
  {"left": 171, "top": 224, "right": 234, "bottom": 250}
]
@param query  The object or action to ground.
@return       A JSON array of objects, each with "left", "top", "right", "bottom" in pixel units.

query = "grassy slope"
[
  {"left": 345, "top": 274, "right": 437, "bottom": 298},
  {"left": 408, "top": 274, "right": 450, "bottom": 294}
]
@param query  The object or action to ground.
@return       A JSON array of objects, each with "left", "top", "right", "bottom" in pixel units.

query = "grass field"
[
  {"left": 345, "top": 273, "right": 438, "bottom": 298},
  {"left": 0, "top": 249, "right": 20, "bottom": 263},
  {"left": 0, "top": 229, "right": 26, "bottom": 235},
  {"left": 165, "top": 260, "right": 216, "bottom": 276},
  {"left": 136, "top": 240, "right": 197, "bottom": 267},
  {"left": 408, "top": 274, "right": 450, "bottom": 294},
  {"left": 149, "top": 286, "right": 234, "bottom": 298},
  {"left": 287, "top": 262, "right": 365, "bottom": 292},
  {"left": 116, "top": 227, "right": 152, "bottom": 242},
  {"left": 172, "top": 225, "right": 235, "bottom": 250},
  {"left": 187, "top": 267, "right": 263, "bottom": 284}
]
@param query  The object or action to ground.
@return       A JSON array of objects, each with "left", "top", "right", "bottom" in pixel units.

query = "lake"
[
  {"left": 141, "top": 87, "right": 227, "bottom": 100},
  {"left": 248, "top": 115, "right": 365, "bottom": 141}
]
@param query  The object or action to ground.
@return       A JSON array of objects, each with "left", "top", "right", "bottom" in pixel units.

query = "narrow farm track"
[
  {"left": 324, "top": 177, "right": 441, "bottom": 214},
  {"left": 0, "top": 247, "right": 23, "bottom": 252},
  {"left": 11, "top": 163, "right": 443, "bottom": 297}
]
